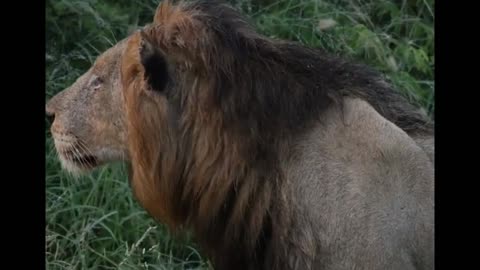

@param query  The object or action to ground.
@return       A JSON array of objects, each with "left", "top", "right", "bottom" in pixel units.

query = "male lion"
[{"left": 46, "top": 1, "right": 434, "bottom": 269}]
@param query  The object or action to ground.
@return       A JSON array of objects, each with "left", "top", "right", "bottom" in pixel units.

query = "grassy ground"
[{"left": 45, "top": 0, "right": 434, "bottom": 269}]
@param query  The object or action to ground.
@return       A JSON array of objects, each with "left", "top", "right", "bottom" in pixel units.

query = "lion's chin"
[
  {"left": 58, "top": 154, "right": 100, "bottom": 177},
  {"left": 54, "top": 144, "right": 128, "bottom": 177}
]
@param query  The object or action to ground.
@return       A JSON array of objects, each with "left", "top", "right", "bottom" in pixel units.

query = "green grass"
[{"left": 45, "top": 0, "right": 434, "bottom": 269}]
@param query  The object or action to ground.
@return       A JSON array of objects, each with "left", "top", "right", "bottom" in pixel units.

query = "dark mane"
[{"left": 181, "top": 0, "right": 433, "bottom": 137}]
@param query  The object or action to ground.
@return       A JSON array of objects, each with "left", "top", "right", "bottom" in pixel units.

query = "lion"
[{"left": 46, "top": 1, "right": 434, "bottom": 269}]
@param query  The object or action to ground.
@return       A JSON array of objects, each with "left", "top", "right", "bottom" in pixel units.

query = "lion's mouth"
[
  {"left": 71, "top": 154, "right": 98, "bottom": 168},
  {"left": 61, "top": 148, "right": 99, "bottom": 170}
]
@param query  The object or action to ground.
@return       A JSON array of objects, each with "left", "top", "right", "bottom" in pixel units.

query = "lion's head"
[{"left": 46, "top": 38, "right": 130, "bottom": 175}]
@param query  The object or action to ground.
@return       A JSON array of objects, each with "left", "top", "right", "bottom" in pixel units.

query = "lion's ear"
[
  {"left": 139, "top": 30, "right": 169, "bottom": 93},
  {"left": 153, "top": 0, "right": 174, "bottom": 25}
]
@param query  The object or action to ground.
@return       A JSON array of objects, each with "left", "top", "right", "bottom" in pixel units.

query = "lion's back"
[{"left": 283, "top": 97, "right": 434, "bottom": 269}]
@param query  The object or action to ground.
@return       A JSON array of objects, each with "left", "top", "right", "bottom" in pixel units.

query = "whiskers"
[
  {"left": 53, "top": 134, "right": 98, "bottom": 176},
  {"left": 51, "top": 132, "right": 128, "bottom": 179}
]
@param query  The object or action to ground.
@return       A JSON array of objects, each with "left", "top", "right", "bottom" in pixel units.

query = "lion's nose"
[{"left": 45, "top": 103, "right": 55, "bottom": 123}]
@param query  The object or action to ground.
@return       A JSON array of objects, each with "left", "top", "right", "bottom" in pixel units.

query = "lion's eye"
[{"left": 91, "top": 77, "right": 103, "bottom": 90}]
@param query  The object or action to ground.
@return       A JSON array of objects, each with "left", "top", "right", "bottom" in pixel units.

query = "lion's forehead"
[
  {"left": 94, "top": 51, "right": 120, "bottom": 73},
  {"left": 93, "top": 38, "right": 131, "bottom": 73}
]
